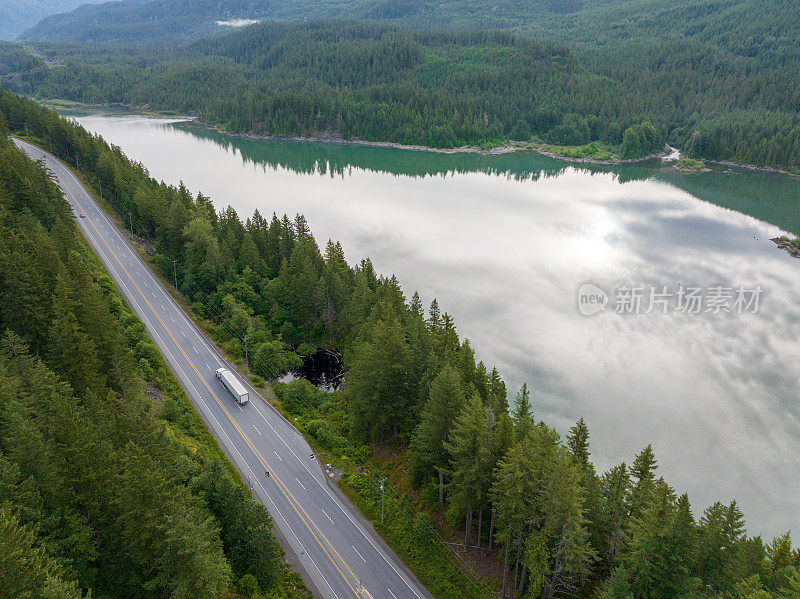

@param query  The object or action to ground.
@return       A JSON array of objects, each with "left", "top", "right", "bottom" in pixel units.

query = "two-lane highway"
[{"left": 15, "top": 138, "right": 432, "bottom": 599}]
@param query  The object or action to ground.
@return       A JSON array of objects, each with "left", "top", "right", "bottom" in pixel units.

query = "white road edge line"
[
  {"left": 94, "top": 220, "right": 342, "bottom": 599},
  {"left": 253, "top": 406, "right": 425, "bottom": 598},
  {"left": 15, "top": 140, "right": 418, "bottom": 599}
]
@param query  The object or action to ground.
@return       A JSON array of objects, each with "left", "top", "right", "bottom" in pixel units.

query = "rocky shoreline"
[
  {"left": 50, "top": 101, "right": 799, "bottom": 173},
  {"left": 704, "top": 159, "right": 799, "bottom": 178},
  {"left": 194, "top": 119, "right": 684, "bottom": 163},
  {"left": 772, "top": 237, "right": 800, "bottom": 258},
  {"left": 525, "top": 145, "right": 672, "bottom": 165},
  {"left": 220, "top": 126, "right": 800, "bottom": 174},
  {"left": 188, "top": 118, "right": 800, "bottom": 173},
  {"left": 198, "top": 122, "right": 519, "bottom": 156}
]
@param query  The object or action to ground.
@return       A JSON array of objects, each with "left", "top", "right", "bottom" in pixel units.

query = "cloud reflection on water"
[{"left": 66, "top": 110, "right": 800, "bottom": 540}]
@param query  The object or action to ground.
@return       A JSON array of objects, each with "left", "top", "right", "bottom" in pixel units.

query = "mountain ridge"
[
  {"left": 0, "top": 0, "right": 105, "bottom": 41},
  {"left": 20, "top": 0, "right": 796, "bottom": 51}
]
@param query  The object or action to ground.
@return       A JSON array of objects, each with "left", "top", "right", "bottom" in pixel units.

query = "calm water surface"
[{"left": 63, "top": 109, "right": 800, "bottom": 540}]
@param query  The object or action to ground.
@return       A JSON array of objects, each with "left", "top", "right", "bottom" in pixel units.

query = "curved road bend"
[{"left": 15, "top": 138, "right": 432, "bottom": 599}]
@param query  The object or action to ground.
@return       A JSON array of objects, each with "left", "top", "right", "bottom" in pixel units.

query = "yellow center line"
[{"left": 50, "top": 162, "right": 371, "bottom": 599}]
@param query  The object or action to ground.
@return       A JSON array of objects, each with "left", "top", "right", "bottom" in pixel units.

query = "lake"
[{"left": 62, "top": 108, "right": 800, "bottom": 540}]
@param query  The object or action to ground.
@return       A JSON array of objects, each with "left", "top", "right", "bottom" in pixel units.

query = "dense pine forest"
[
  {"left": 2, "top": 88, "right": 799, "bottom": 598},
  {"left": 16, "top": 0, "right": 800, "bottom": 51},
  {"left": 2, "top": 11, "right": 799, "bottom": 168},
  {"left": 0, "top": 94, "right": 308, "bottom": 599}
]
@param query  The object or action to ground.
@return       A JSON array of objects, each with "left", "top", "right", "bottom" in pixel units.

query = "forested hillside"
[
  {"left": 20, "top": 0, "right": 347, "bottom": 44},
  {"left": 3, "top": 88, "right": 799, "bottom": 598},
  {"left": 4, "top": 11, "right": 800, "bottom": 167},
  {"left": 18, "top": 0, "right": 800, "bottom": 51},
  {"left": 0, "top": 96, "right": 307, "bottom": 599}
]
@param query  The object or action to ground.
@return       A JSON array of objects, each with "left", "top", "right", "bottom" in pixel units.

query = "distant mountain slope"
[
  {"left": 5, "top": 18, "right": 800, "bottom": 168},
  {"left": 18, "top": 0, "right": 800, "bottom": 55},
  {"left": 0, "top": 0, "right": 105, "bottom": 40},
  {"left": 21, "top": 0, "right": 359, "bottom": 43},
  {"left": 9, "top": 2, "right": 799, "bottom": 168}
]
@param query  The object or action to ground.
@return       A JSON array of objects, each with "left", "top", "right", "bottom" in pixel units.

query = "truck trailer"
[{"left": 215, "top": 367, "right": 249, "bottom": 405}]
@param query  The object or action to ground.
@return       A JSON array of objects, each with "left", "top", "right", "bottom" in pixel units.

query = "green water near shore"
[{"left": 61, "top": 107, "right": 800, "bottom": 541}]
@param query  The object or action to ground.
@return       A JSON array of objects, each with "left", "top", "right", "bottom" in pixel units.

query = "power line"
[
  {"left": 0, "top": 42, "right": 64, "bottom": 80},
  {"left": 55, "top": 155, "right": 499, "bottom": 598}
]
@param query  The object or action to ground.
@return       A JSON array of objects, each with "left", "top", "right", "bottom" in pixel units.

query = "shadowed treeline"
[{"left": 175, "top": 119, "right": 800, "bottom": 236}]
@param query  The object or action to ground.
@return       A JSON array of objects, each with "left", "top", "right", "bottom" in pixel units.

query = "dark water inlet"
[
  {"left": 297, "top": 349, "right": 345, "bottom": 391},
  {"left": 280, "top": 349, "right": 345, "bottom": 391}
]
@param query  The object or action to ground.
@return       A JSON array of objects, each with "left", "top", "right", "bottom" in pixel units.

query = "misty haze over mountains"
[{"left": 0, "top": 0, "right": 104, "bottom": 40}]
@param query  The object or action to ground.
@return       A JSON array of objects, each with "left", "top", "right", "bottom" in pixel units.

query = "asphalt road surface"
[{"left": 15, "top": 138, "right": 432, "bottom": 599}]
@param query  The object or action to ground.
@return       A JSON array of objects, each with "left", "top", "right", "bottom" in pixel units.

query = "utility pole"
[
  {"left": 173, "top": 259, "right": 178, "bottom": 289},
  {"left": 128, "top": 212, "right": 133, "bottom": 233},
  {"left": 380, "top": 478, "right": 386, "bottom": 524},
  {"left": 244, "top": 336, "right": 249, "bottom": 375}
]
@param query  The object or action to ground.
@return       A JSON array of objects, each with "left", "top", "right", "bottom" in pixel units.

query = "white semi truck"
[{"left": 215, "top": 367, "right": 249, "bottom": 405}]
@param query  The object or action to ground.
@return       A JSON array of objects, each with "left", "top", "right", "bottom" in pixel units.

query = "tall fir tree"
[
  {"left": 348, "top": 311, "right": 413, "bottom": 442},
  {"left": 408, "top": 364, "right": 464, "bottom": 505},
  {"left": 445, "top": 393, "right": 493, "bottom": 548},
  {"left": 511, "top": 382, "right": 533, "bottom": 441}
]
